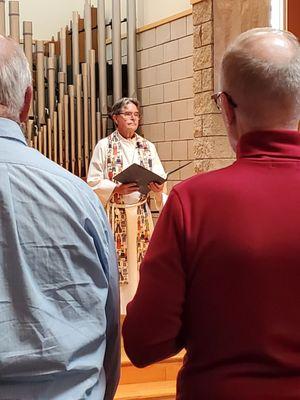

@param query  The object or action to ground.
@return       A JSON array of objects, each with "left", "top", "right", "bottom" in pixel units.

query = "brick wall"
[
  {"left": 192, "top": 0, "right": 235, "bottom": 173},
  {"left": 137, "top": 13, "right": 195, "bottom": 193}
]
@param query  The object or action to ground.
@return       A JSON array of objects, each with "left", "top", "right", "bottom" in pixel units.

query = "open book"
[{"left": 114, "top": 161, "right": 192, "bottom": 195}]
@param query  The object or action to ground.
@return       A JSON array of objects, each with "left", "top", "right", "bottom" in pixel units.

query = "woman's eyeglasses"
[{"left": 119, "top": 112, "right": 140, "bottom": 119}]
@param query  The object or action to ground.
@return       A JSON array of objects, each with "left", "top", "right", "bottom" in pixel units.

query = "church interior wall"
[
  {"left": 192, "top": 0, "right": 273, "bottom": 175},
  {"left": 192, "top": 0, "right": 235, "bottom": 174},
  {"left": 4, "top": 0, "right": 287, "bottom": 193},
  {"left": 15, "top": 0, "right": 191, "bottom": 40},
  {"left": 105, "top": 9, "right": 196, "bottom": 201},
  {"left": 136, "top": 11, "right": 195, "bottom": 194}
]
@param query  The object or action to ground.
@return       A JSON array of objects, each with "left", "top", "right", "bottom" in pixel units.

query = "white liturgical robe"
[{"left": 88, "top": 130, "right": 166, "bottom": 313}]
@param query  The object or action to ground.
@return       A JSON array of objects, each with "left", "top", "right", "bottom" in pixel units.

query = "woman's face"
[{"left": 113, "top": 102, "right": 140, "bottom": 138}]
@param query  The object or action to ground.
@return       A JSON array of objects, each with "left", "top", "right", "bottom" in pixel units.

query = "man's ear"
[
  {"left": 221, "top": 92, "right": 235, "bottom": 128},
  {"left": 221, "top": 93, "right": 238, "bottom": 152},
  {"left": 19, "top": 86, "right": 32, "bottom": 123}
]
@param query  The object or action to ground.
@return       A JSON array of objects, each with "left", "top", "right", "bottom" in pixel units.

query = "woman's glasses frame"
[{"left": 118, "top": 111, "right": 140, "bottom": 119}]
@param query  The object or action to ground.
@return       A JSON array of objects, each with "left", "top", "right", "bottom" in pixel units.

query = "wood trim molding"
[
  {"left": 104, "top": 8, "right": 192, "bottom": 44},
  {"left": 190, "top": 0, "right": 204, "bottom": 4},
  {"left": 136, "top": 9, "right": 192, "bottom": 33}
]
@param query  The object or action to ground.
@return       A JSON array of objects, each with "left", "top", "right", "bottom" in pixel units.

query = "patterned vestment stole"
[{"left": 106, "top": 131, "right": 153, "bottom": 284}]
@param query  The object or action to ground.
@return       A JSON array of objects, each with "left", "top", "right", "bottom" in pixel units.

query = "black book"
[{"left": 114, "top": 161, "right": 192, "bottom": 195}]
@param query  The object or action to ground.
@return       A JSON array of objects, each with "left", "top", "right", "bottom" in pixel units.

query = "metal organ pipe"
[
  {"left": 127, "top": 0, "right": 137, "bottom": 98},
  {"left": 72, "top": 11, "right": 79, "bottom": 85},
  {"left": 9, "top": 1, "right": 19, "bottom": 42},
  {"left": 0, "top": 0, "right": 138, "bottom": 178},
  {"left": 23, "top": 21, "right": 33, "bottom": 117},
  {"left": 97, "top": 0, "right": 108, "bottom": 138},
  {"left": 36, "top": 40, "right": 45, "bottom": 126},
  {"left": 0, "top": 0, "right": 5, "bottom": 35},
  {"left": 112, "top": 0, "right": 122, "bottom": 102}
]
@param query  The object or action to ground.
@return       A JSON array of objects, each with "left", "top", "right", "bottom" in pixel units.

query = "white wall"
[
  {"left": 13, "top": 0, "right": 86, "bottom": 40},
  {"left": 136, "top": 0, "right": 191, "bottom": 27},
  {"left": 270, "top": 0, "right": 285, "bottom": 29},
  {"left": 6, "top": 0, "right": 191, "bottom": 40}
]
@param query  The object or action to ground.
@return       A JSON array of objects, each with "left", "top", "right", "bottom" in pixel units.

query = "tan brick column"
[{"left": 192, "top": 0, "right": 235, "bottom": 173}]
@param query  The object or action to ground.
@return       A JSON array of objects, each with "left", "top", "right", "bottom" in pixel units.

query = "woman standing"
[{"left": 87, "top": 98, "right": 166, "bottom": 314}]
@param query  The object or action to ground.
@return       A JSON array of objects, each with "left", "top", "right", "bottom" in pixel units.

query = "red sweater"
[{"left": 123, "top": 130, "right": 300, "bottom": 399}]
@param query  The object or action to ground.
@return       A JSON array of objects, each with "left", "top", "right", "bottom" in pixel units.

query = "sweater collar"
[{"left": 237, "top": 130, "right": 300, "bottom": 160}]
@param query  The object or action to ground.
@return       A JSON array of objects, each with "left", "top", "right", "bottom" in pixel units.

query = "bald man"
[{"left": 123, "top": 28, "right": 300, "bottom": 399}]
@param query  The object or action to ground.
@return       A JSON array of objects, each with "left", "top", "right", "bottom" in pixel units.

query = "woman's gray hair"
[
  {"left": 109, "top": 97, "right": 140, "bottom": 118},
  {"left": 0, "top": 36, "right": 32, "bottom": 120}
]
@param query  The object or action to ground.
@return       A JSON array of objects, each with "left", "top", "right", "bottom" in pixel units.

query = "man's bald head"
[
  {"left": 221, "top": 28, "right": 300, "bottom": 131},
  {"left": 0, "top": 35, "right": 31, "bottom": 122}
]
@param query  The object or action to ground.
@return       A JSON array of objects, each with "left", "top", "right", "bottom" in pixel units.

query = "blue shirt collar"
[{"left": 0, "top": 117, "right": 27, "bottom": 146}]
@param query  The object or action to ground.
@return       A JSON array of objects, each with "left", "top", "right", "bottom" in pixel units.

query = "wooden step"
[
  {"left": 114, "top": 380, "right": 176, "bottom": 400},
  {"left": 120, "top": 349, "right": 184, "bottom": 385},
  {"left": 118, "top": 320, "right": 183, "bottom": 399}
]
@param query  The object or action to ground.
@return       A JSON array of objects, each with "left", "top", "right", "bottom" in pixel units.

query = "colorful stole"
[{"left": 106, "top": 131, "right": 153, "bottom": 285}]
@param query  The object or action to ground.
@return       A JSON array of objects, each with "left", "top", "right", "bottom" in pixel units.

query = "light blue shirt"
[{"left": 0, "top": 118, "right": 120, "bottom": 400}]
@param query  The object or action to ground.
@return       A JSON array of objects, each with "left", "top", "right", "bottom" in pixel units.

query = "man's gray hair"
[
  {"left": 110, "top": 97, "right": 140, "bottom": 118},
  {"left": 0, "top": 36, "right": 32, "bottom": 120},
  {"left": 221, "top": 28, "right": 300, "bottom": 124}
]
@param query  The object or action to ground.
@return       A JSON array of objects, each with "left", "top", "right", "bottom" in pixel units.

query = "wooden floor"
[
  {"left": 115, "top": 381, "right": 176, "bottom": 400},
  {"left": 115, "top": 344, "right": 184, "bottom": 400}
]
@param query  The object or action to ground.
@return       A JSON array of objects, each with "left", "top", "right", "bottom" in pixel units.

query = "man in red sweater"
[{"left": 122, "top": 27, "right": 300, "bottom": 399}]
